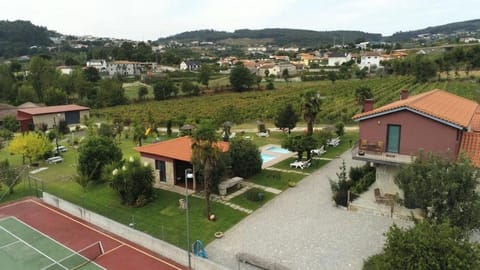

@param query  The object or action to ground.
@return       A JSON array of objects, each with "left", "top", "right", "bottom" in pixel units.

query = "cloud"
[{"left": 1, "top": 0, "right": 479, "bottom": 40}]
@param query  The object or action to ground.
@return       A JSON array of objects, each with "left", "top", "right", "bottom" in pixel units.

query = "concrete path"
[{"left": 206, "top": 150, "right": 411, "bottom": 270}]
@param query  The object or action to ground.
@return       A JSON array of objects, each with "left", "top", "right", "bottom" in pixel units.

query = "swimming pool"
[
  {"left": 266, "top": 146, "right": 290, "bottom": 154},
  {"left": 261, "top": 153, "right": 276, "bottom": 163}
]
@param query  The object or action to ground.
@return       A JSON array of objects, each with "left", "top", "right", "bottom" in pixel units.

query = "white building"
[
  {"left": 86, "top": 59, "right": 108, "bottom": 73},
  {"left": 179, "top": 61, "right": 200, "bottom": 71},
  {"left": 359, "top": 52, "right": 382, "bottom": 71},
  {"left": 106, "top": 61, "right": 157, "bottom": 77},
  {"left": 269, "top": 63, "right": 297, "bottom": 77},
  {"left": 327, "top": 52, "right": 352, "bottom": 66}
]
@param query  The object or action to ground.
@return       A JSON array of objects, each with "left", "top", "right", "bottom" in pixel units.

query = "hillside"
[
  {"left": 0, "top": 20, "right": 53, "bottom": 58},
  {"left": 157, "top": 28, "right": 382, "bottom": 47},
  {"left": 388, "top": 19, "right": 480, "bottom": 42},
  {"left": 98, "top": 76, "right": 480, "bottom": 126}
]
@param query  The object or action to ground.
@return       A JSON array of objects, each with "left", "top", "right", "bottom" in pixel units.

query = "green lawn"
[
  {"left": 270, "top": 131, "right": 358, "bottom": 174},
  {"left": 123, "top": 81, "right": 154, "bottom": 100},
  {"left": 40, "top": 180, "right": 246, "bottom": 247},
  {"left": 0, "top": 129, "right": 357, "bottom": 248},
  {"left": 229, "top": 189, "right": 275, "bottom": 211},
  {"left": 247, "top": 170, "right": 304, "bottom": 191}
]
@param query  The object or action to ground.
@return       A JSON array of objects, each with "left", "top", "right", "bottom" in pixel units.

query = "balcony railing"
[{"left": 351, "top": 141, "right": 414, "bottom": 166}]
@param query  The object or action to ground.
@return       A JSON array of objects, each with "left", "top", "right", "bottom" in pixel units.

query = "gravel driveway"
[{"left": 207, "top": 150, "right": 410, "bottom": 270}]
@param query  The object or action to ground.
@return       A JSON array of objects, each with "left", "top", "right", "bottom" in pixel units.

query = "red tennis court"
[{"left": 0, "top": 198, "right": 187, "bottom": 270}]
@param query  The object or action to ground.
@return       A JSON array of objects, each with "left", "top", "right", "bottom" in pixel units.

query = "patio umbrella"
[
  {"left": 223, "top": 121, "right": 233, "bottom": 127},
  {"left": 180, "top": 124, "right": 194, "bottom": 131}
]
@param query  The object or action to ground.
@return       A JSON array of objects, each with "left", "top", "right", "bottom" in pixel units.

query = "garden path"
[{"left": 206, "top": 150, "right": 411, "bottom": 270}]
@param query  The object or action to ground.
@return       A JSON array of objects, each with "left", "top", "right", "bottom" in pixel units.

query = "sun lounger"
[
  {"left": 289, "top": 160, "right": 303, "bottom": 168},
  {"left": 311, "top": 145, "right": 326, "bottom": 156},
  {"left": 46, "top": 156, "right": 64, "bottom": 164},
  {"left": 327, "top": 137, "right": 341, "bottom": 147},
  {"left": 300, "top": 159, "right": 311, "bottom": 169}
]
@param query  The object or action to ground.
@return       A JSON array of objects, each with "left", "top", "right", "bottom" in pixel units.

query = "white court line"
[
  {"left": 0, "top": 217, "right": 106, "bottom": 270},
  {"left": 0, "top": 240, "right": 20, "bottom": 250},
  {"left": 0, "top": 224, "right": 69, "bottom": 270}
]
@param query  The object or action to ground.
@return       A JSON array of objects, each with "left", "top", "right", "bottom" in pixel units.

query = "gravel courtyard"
[{"left": 207, "top": 151, "right": 411, "bottom": 270}]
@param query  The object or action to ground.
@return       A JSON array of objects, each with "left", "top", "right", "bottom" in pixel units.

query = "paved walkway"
[
  {"left": 194, "top": 182, "right": 283, "bottom": 215},
  {"left": 206, "top": 150, "right": 411, "bottom": 270}
]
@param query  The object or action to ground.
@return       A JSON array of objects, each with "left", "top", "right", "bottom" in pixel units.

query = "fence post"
[{"left": 347, "top": 190, "right": 350, "bottom": 210}]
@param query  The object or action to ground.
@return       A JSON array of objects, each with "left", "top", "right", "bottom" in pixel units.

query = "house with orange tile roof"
[
  {"left": 17, "top": 104, "right": 90, "bottom": 132},
  {"left": 135, "top": 136, "right": 229, "bottom": 191},
  {"left": 352, "top": 89, "right": 480, "bottom": 197}
]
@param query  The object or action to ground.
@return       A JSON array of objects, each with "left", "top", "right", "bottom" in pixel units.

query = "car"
[
  {"left": 53, "top": 145, "right": 68, "bottom": 153},
  {"left": 46, "top": 156, "right": 64, "bottom": 164}
]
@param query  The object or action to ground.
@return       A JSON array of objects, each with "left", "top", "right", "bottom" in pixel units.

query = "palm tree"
[
  {"left": 191, "top": 120, "right": 220, "bottom": 218},
  {"left": 301, "top": 91, "right": 321, "bottom": 160},
  {"left": 301, "top": 91, "right": 321, "bottom": 136}
]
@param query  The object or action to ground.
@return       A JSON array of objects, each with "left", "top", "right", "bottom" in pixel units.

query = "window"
[
  {"left": 155, "top": 160, "right": 166, "bottom": 182},
  {"left": 386, "top": 125, "right": 401, "bottom": 153}
]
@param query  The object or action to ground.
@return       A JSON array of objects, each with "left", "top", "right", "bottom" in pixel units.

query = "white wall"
[{"left": 42, "top": 193, "right": 230, "bottom": 270}]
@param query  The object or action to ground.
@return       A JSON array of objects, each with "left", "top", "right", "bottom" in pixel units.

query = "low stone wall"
[{"left": 42, "top": 192, "right": 230, "bottom": 270}]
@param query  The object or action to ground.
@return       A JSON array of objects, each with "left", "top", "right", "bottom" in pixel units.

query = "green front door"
[{"left": 386, "top": 125, "right": 401, "bottom": 153}]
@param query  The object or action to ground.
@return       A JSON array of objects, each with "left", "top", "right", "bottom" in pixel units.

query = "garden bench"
[
  {"left": 46, "top": 156, "right": 63, "bottom": 164},
  {"left": 218, "top": 177, "right": 244, "bottom": 196}
]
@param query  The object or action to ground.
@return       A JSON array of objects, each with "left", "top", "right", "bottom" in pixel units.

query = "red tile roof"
[
  {"left": 352, "top": 89, "right": 479, "bottom": 129},
  {"left": 460, "top": 132, "right": 480, "bottom": 167},
  {"left": 18, "top": 104, "right": 90, "bottom": 116},
  {"left": 135, "top": 136, "right": 230, "bottom": 162},
  {"left": 470, "top": 108, "right": 480, "bottom": 132}
]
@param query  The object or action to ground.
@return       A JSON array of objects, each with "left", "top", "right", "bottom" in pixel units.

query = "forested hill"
[
  {"left": 387, "top": 19, "right": 480, "bottom": 42},
  {"left": 0, "top": 20, "right": 53, "bottom": 57},
  {"left": 157, "top": 28, "right": 383, "bottom": 46}
]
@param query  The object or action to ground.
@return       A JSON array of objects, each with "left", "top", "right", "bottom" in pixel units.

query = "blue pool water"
[
  {"left": 266, "top": 146, "right": 290, "bottom": 154},
  {"left": 261, "top": 154, "right": 275, "bottom": 163}
]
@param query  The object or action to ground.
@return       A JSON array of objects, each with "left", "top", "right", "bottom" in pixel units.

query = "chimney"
[
  {"left": 400, "top": 89, "right": 409, "bottom": 100},
  {"left": 363, "top": 99, "right": 374, "bottom": 112}
]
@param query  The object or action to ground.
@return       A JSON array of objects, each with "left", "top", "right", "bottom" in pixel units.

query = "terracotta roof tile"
[
  {"left": 352, "top": 89, "right": 479, "bottom": 128},
  {"left": 471, "top": 108, "right": 480, "bottom": 132},
  {"left": 18, "top": 104, "right": 90, "bottom": 115},
  {"left": 460, "top": 132, "right": 480, "bottom": 167},
  {"left": 135, "top": 136, "right": 229, "bottom": 162}
]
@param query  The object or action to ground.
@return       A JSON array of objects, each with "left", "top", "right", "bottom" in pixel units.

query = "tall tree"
[
  {"left": 43, "top": 87, "right": 67, "bottom": 105},
  {"left": 191, "top": 120, "right": 221, "bottom": 218},
  {"left": 16, "top": 83, "right": 38, "bottom": 103},
  {"left": 395, "top": 153, "right": 480, "bottom": 231},
  {"left": 274, "top": 104, "right": 299, "bottom": 134},
  {"left": 106, "top": 157, "right": 154, "bottom": 206},
  {"left": 301, "top": 91, "right": 321, "bottom": 160},
  {"left": 27, "top": 56, "right": 58, "bottom": 99},
  {"left": 0, "top": 159, "right": 21, "bottom": 194},
  {"left": 96, "top": 79, "right": 128, "bottom": 107},
  {"left": 198, "top": 64, "right": 212, "bottom": 88},
  {"left": 229, "top": 63, "right": 255, "bottom": 92},
  {"left": 153, "top": 80, "right": 178, "bottom": 100},
  {"left": 229, "top": 139, "right": 262, "bottom": 178},
  {"left": 77, "top": 136, "right": 122, "bottom": 184},
  {"left": 7, "top": 132, "right": 51, "bottom": 164},
  {"left": 363, "top": 222, "right": 480, "bottom": 270},
  {"left": 83, "top": 66, "right": 101, "bottom": 82},
  {"left": 0, "top": 64, "right": 16, "bottom": 102},
  {"left": 301, "top": 91, "right": 321, "bottom": 136},
  {"left": 355, "top": 86, "right": 373, "bottom": 105},
  {"left": 138, "top": 86, "right": 148, "bottom": 101}
]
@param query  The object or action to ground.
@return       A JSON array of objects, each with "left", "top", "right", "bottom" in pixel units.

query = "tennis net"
[{"left": 42, "top": 241, "right": 104, "bottom": 270}]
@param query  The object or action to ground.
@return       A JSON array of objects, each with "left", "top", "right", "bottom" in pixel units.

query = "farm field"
[{"left": 100, "top": 76, "right": 480, "bottom": 126}]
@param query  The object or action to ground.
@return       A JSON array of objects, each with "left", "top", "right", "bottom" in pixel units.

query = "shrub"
[
  {"left": 245, "top": 188, "right": 265, "bottom": 202},
  {"left": 331, "top": 162, "right": 375, "bottom": 206},
  {"left": 229, "top": 139, "right": 262, "bottom": 178},
  {"left": 335, "top": 122, "right": 344, "bottom": 137}
]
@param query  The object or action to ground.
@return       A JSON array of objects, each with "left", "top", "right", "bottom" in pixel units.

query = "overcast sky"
[{"left": 1, "top": 0, "right": 479, "bottom": 41}]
